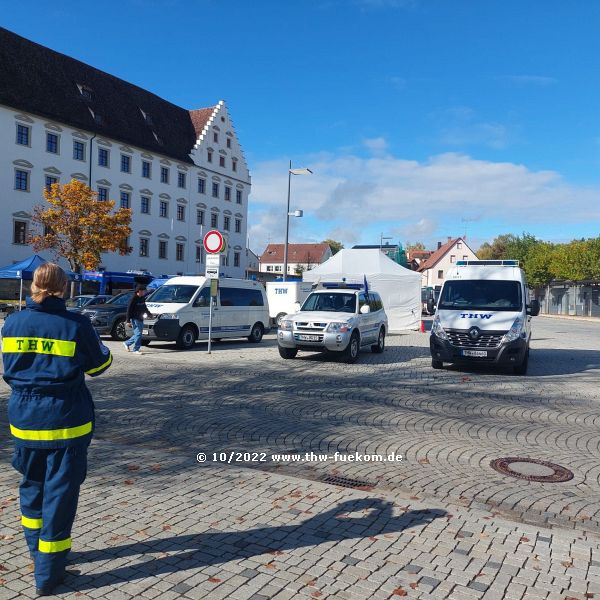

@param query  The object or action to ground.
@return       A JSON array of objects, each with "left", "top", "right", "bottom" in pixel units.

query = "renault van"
[
  {"left": 428, "top": 260, "right": 539, "bottom": 374},
  {"left": 142, "top": 276, "right": 270, "bottom": 349}
]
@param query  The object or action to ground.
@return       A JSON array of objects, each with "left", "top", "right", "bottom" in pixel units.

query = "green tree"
[
  {"left": 406, "top": 242, "right": 425, "bottom": 251},
  {"left": 523, "top": 242, "right": 555, "bottom": 287},
  {"left": 322, "top": 239, "right": 344, "bottom": 255}
]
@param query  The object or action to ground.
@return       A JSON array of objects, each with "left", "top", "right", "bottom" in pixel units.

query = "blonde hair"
[{"left": 31, "top": 263, "right": 67, "bottom": 303}]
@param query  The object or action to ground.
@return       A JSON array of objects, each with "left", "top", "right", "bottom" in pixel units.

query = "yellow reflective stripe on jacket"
[
  {"left": 85, "top": 352, "right": 112, "bottom": 375},
  {"left": 2, "top": 337, "right": 76, "bottom": 357},
  {"left": 39, "top": 537, "right": 71, "bottom": 553},
  {"left": 10, "top": 421, "right": 92, "bottom": 441},
  {"left": 22, "top": 515, "right": 42, "bottom": 529}
]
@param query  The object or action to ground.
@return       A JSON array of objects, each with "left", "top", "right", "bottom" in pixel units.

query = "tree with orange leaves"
[{"left": 30, "top": 179, "right": 132, "bottom": 281}]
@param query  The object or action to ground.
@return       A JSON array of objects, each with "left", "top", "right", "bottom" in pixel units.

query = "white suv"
[{"left": 277, "top": 286, "right": 388, "bottom": 363}]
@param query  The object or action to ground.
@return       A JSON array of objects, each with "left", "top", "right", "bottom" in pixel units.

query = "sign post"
[{"left": 204, "top": 230, "right": 225, "bottom": 354}]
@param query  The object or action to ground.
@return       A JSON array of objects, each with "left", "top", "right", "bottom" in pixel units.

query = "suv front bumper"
[
  {"left": 278, "top": 329, "right": 352, "bottom": 352},
  {"left": 430, "top": 334, "right": 527, "bottom": 366}
]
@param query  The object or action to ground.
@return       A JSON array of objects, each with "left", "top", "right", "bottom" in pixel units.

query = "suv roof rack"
[{"left": 455, "top": 260, "right": 519, "bottom": 266}]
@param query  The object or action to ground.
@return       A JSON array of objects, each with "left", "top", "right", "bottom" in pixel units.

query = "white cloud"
[{"left": 363, "top": 136, "right": 389, "bottom": 156}]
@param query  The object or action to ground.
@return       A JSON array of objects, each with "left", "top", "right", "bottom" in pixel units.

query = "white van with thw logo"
[
  {"left": 428, "top": 261, "right": 540, "bottom": 375},
  {"left": 143, "top": 276, "right": 270, "bottom": 349}
]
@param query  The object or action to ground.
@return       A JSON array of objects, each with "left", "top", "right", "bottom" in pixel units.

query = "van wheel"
[
  {"left": 176, "top": 325, "right": 197, "bottom": 350},
  {"left": 248, "top": 323, "right": 264, "bottom": 343},
  {"left": 278, "top": 346, "right": 297, "bottom": 359},
  {"left": 276, "top": 312, "right": 287, "bottom": 326},
  {"left": 513, "top": 349, "right": 529, "bottom": 375},
  {"left": 431, "top": 359, "right": 443, "bottom": 369},
  {"left": 111, "top": 317, "right": 127, "bottom": 341},
  {"left": 371, "top": 327, "right": 385, "bottom": 353},
  {"left": 343, "top": 332, "right": 360, "bottom": 364}
]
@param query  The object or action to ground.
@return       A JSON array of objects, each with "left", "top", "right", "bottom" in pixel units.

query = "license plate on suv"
[
  {"left": 298, "top": 334, "right": 320, "bottom": 341},
  {"left": 462, "top": 350, "right": 487, "bottom": 357}
]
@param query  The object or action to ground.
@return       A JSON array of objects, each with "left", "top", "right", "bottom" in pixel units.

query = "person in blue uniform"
[{"left": 2, "top": 263, "right": 112, "bottom": 596}]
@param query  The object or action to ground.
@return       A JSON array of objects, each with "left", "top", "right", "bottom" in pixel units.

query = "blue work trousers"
[
  {"left": 12, "top": 444, "right": 88, "bottom": 590},
  {"left": 126, "top": 318, "right": 144, "bottom": 351}
]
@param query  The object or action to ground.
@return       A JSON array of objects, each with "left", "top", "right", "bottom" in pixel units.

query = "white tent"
[{"left": 302, "top": 249, "right": 422, "bottom": 332}]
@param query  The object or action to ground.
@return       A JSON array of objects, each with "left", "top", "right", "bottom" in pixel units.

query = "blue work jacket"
[{"left": 2, "top": 296, "right": 112, "bottom": 448}]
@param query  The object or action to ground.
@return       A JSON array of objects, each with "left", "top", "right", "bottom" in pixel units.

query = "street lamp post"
[{"left": 283, "top": 161, "right": 312, "bottom": 281}]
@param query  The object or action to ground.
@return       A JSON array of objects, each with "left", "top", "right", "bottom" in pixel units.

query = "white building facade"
[
  {"left": 0, "top": 28, "right": 250, "bottom": 278},
  {"left": 419, "top": 238, "right": 479, "bottom": 288}
]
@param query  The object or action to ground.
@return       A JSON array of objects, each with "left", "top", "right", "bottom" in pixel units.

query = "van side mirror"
[
  {"left": 527, "top": 299, "right": 540, "bottom": 317},
  {"left": 426, "top": 298, "right": 436, "bottom": 314},
  {"left": 293, "top": 302, "right": 301, "bottom": 312},
  {"left": 360, "top": 304, "right": 370, "bottom": 314}
]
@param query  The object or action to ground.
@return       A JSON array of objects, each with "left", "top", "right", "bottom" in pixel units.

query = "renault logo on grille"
[{"left": 468, "top": 326, "right": 481, "bottom": 340}]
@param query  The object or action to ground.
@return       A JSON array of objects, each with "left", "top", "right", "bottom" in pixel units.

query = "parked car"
[
  {"left": 277, "top": 283, "right": 388, "bottom": 363},
  {"left": 81, "top": 291, "right": 134, "bottom": 341},
  {"left": 0, "top": 302, "right": 16, "bottom": 319},
  {"left": 65, "top": 294, "right": 112, "bottom": 313}
]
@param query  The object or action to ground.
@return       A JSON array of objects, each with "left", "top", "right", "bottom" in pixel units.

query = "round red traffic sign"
[{"left": 203, "top": 230, "right": 224, "bottom": 254}]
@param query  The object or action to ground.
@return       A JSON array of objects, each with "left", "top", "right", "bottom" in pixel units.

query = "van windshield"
[
  {"left": 147, "top": 285, "right": 198, "bottom": 304},
  {"left": 438, "top": 280, "right": 522, "bottom": 311}
]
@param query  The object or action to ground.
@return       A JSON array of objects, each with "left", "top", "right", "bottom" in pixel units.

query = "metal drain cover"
[
  {"left": 320, "top": 475, "right": 376, "bottom": 490},
  {"left": 490, "top": 457, "right": 574, "bottom": 483}
]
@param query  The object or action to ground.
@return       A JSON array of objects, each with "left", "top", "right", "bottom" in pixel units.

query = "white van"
[
  {"left": 428, "top": 260, "right": 540, "bottom": 374},
  {"left": 143, "top": 276, "right": 270, "bottom": 349},
  {"left": 265, "top": 281, "right": 313, "bottom": 326}
]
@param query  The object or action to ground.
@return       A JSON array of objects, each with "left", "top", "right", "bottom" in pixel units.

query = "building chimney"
[
  {"left": 437, "top": 242, "right": 442, "bottom": 250},
  {"left": 447, "top": 236, "right": 452, "bottom": 242}
]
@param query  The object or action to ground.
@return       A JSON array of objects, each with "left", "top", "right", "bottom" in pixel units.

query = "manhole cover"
[
  {"left": 320, "top": 475, "right": 376, "bottom": 490},
  {"left": 490, "top": 457, "right": 574, "bottom": 483}
]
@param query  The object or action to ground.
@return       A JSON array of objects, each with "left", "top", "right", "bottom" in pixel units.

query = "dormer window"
[
  {"left": 76, "top": 83, "right": 93, "bottom": 101},
  {"left": 140, "top": 108, "right": 154, "bottom": 127}
]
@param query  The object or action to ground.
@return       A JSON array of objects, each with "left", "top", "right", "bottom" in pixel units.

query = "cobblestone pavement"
[{"left": 1, "top": 316, "right": 599, "bottom": 599}]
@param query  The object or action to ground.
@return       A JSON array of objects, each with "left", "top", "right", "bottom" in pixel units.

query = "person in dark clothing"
[
  {"left": 2, "top": 263, "right": 112, "bottom": 596},
  {"left": 124, "top": 284, "right": 149, "bottom": 354}
]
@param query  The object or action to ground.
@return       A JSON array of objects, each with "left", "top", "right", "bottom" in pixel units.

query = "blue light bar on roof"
[
  {"left": 321, "top": 282, "right": 364, "bottom": 289},
  {"left": 455, "top": 260, "right": 520, "bottom": 266}
]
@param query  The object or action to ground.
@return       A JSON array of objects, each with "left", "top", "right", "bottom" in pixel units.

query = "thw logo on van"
[{"left": 460, "top": 313, "right": 492, "bottom": 319}]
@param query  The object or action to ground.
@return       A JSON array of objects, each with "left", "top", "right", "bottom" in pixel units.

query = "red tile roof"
[
  {"left": 418, "top": 238, "right": 461, "bottom": 272},
  {"left": 260, "top": 243, "right": 330, "bottom": 264},
  {"left": 189, "top": 107, "right": 216, "bottom": 137}
]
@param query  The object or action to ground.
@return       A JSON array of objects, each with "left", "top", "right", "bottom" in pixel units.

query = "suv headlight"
[
  {"left": 326, "top": 322, "right": 351, "bottom": 333},
  {"left": 158, "top": 313, "right": 179, "bottom": 320},
  {"left": 279, "top": 320, "right": 293, "bottom": 331},
  {"left": 503, "top": 316, "right": 525, "bottom": 343},
  {"left": 431, "top": 315, "right": 448, "bottom": 341}
]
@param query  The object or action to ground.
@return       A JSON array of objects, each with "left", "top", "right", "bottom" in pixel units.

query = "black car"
[
  {"left": 65, "top": 294, "right": 113, "bottom": 313},
  {"left": 81, "top": 292, "right": 133, "bottom": 341}
]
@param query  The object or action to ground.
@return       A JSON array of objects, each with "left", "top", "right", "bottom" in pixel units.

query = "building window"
[
  {"left": 226, "top": 138, "right": 231, "bottom": 148},
  {"left": 219, "top": 156, "right": 225, "bottom": 168},
  {"left": 140, "top": 238, "right": 149, "bottom": 257},
  {"left": 97, "top": 186, "right": 108, "bottom": 201},
  {"left": 223, "top": 216, "right": 230, "bottom": 231},
  {"left": 450, "top": 255, "right": 455, "bottom": 263},
  {"left": 463, "top": 255, "right": 468, "bottom": 260},
  {"left": 142, "top": 160, "right": 151, "bottom": 179},
  {"left": 197, "top": 209, "right": 205, "bottom": 225},
  {"left": 13, "top": 221, "right": 27, "bottom": 244},
  {"left": 159, "top": 200, "right": 168, "bottom": 218},
  {"left": 16, "top": 124, "right": 30, "bottom": 146},
  {"left": 224, "top": 186, "right": 231, "bottom": 201},
  {"left": 266, "top": 266, "right": 273, "bottom": 272},
  {"left": 213, "top": 132, "right": 218, "bottom": 143},
  {"left": 141, "top": 196, "right": 150, "bottom": 214},
  {"left": 73, "top": 141, "right": 85, "bottom": 161},
  {"left": 177, "top": 172, "right": 186, "bottom": 189},
  {"left": 160, "top": 166, "right": 169, "bottom": 183},
  {"left": 195, "top": 245, "right": 203, "bottom": 263},
  {"left": 210, "top": 213, "right": 218, "bottom": 228},
  {"left": 15, "top": 169, "right": 29, "bottom": 191},
  {"left": 120, "top": 191, "right": 130, "bottom": 209},
  {"left": 457, "top": 242, "right": 462, "bottom": 249},
  {"left": 198, "top": 177, "right": 206, "bottom": 194},
  {"left": 121, "top": 154, "right": 131, "bottom": 173},
  {"left": 177, "top": 205, "right": 185, "bottom": 221},
  {"left": 212, "top": 182, "right": 219, "bottom": 198},
  {"left": 46, "top": 132, "right": 59, "bottom": 154},
  {"left": 176, "top": 243, "right": 184, "bottom": 261},
  {"left": 98, "top": 147, "right": 109, "bottom": 167},
  {"left": 45, "top": 175, "right": 58, "bottom": 192},
  {"left": 236, "top": 189, "right": 242, "bottom": 204},
  {"left": 234, "top": 252, "right": 240, "bottom": 268},
  {"left": 235, "top": 218, "right": 241, "bottom": 233},
  {"left": 275, "top": 265, "right": 282, "bottom": 272},
  {"left": 207, "top": 150, "right": 213, "bottom": 163},
  {"left": 438, "top": 270, "right": 444, "bottom": 279},
  {"left": 159, "top": 240, "right": 168, "bottom": 259},
  {"left": 232, "top": 159, "right": 237, "bottom": 172}
]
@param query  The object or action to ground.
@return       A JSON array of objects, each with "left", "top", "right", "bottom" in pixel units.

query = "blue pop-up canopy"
[{"left": 0, "top": 254, "right": 47, "bottom": 280}]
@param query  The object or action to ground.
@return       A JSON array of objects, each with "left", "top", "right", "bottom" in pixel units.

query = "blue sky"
[{"left": 3, "top": 0, "right": 600, "bottom": 254}]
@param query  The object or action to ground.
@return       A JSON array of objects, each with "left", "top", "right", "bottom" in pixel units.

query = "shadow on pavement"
[{"left": 66, "top": 498, "right": 446, "bottom": 591}]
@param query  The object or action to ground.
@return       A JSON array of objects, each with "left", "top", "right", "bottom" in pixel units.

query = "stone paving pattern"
[{"left": 1, "top": 316, "right": 599, "bottom": 598}]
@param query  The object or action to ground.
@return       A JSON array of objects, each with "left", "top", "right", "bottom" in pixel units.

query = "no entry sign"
[{"left": 203, "top": 230, "right": 224, "bottom": 254}]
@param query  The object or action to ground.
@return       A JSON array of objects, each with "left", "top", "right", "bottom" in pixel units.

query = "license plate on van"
[
  {"left": 462, "top": 350, "right": 487, "bottom": 357},
  {"left": 143, "top": 329, "right": 149, "bottom": 335}
]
